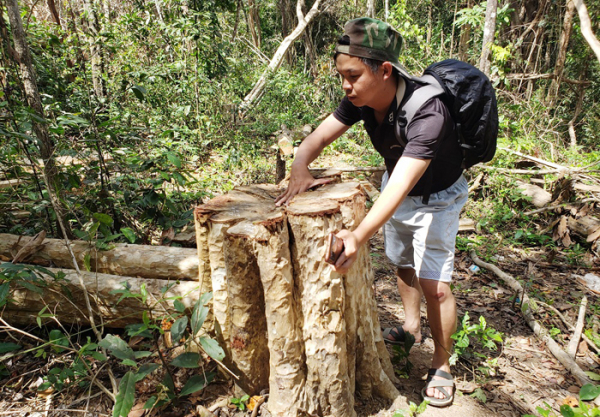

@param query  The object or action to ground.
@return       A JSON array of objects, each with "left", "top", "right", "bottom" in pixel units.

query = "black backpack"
[{"left": 395, "top": 59, "right": 498, "bottom": 169}]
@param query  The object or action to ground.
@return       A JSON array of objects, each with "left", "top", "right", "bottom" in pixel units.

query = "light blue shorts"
[{"left": 381, "top": 173, "right": 468, "bottom": 282}]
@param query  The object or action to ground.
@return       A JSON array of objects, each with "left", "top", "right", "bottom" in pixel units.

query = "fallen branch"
[
  {"left": 498, "top": 147, "right": 566, "bottom": 170},
  {"left": 470, "top": 250, "right": 592, "bottom": 385},
  {"left": 567, "top": 296, "right": 588, "bottom": 358}
]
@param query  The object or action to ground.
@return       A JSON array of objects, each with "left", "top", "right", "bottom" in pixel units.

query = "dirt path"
[{"left": 366, "top": 230, "right": 598, "bottom": 417}]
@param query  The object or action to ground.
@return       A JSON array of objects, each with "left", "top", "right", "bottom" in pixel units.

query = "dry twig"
[
  {"left": 470, "top": 250, "right": 592, "bottom": 385},
  {"left": 567, "top": 296, "right": 588, "bottom": 358}
]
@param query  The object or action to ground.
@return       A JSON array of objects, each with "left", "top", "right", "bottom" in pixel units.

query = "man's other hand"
[{"left": 275, "top": 166, "right": 332, "bottom": 206}]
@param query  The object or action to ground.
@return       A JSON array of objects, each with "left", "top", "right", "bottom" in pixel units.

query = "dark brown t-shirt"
[{"left": 333, "top": 79, "right": 463, "bottom": 196}]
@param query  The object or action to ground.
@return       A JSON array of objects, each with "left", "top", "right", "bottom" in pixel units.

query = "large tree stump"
[{"left": 194, "top": 182, "right": 401, "bottom": 417}]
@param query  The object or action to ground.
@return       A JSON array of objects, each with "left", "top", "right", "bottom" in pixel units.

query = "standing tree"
[
  {"left": 547, "top": 0, "right": 576, "bottom": 104},
  {"left": 479, "top": 0, "right": 498, "bottom": 76},
  {"left": 83, "top": 0, "right": 106, "bottom": 98},
  {"left": 574, "top": 0, "right": 600, "bottom": 64},
  {"left": 239, "top": 0, "right": 332, "bottom": 116},
  {"left": 5, "top": 0, "right": 71, "bottom": 237}
]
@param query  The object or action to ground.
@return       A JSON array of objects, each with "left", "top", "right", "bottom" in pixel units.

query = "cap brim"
[{"left": 335, "top": 45, "right": 412, "bottom": 80}]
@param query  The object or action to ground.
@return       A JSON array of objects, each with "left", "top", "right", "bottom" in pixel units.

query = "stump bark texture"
[{"left": 194, "top": 182, "right": 401, "bottom": 417}]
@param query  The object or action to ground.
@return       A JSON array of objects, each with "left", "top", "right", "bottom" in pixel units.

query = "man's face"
[{"left": 335, "top": 54, "right": 383, "bottom": 108}]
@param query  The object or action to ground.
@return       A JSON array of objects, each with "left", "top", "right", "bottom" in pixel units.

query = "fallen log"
[
  {"left": 1, "top": 266, "right": 200, "bottom": 327},
  {"left": 470, "top": 251, "right": 592, "bottom": 385},
  {"left": 0, "top": 179, "right": 24, "bottom": 189},
  {"left": 0, "top": 234, "right": 199, "bottom": 281},
  {"left": 194, "top": 182, "right": 403, "bottom": 416}
]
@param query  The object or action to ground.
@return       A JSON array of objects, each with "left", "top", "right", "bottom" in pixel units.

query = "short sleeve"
[
  {"left": 402, "top": 98, "right": 451, "bottom": 160},
  {"left": 333, "top": 96, "right": 362, "bottom": 126}
]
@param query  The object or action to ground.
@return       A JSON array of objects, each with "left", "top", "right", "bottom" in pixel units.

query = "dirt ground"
[
  {"left": 359, "top": 230, "right": 600, "bottom": 417},
  {"left": 2, "top": 232, "right": 597, "bottom": 417}
]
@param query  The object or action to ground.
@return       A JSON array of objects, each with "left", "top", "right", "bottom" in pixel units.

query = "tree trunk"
[
  {"left": 479, "top": 0, "right": 498, "bottom": 76},
  {"left": 239, "top": 0, "right": 327, "bottom": 116},
  {"left": 1, "top": 266, "right": 201, "bottom": 327},
  {"left": 82, "top": 0, "right": 106, "bottom": 98},
  {"left": 0, "top": 233, "right": 200, "bottom": 281},
  {"left": 47, "top": 0, "right": 61, "bottom": 26},
  {"left": 366, "top": 0, "right": 375, "bottom": 18},
  {"left": 547, "top": 0, "right": 575, "bottom": 104},
  {"left": 194, "top": 182, "right": 402, "bottom": 415},
  {"left": 5, "top": 0, "right": 71, "bottom": 238},
  {"left": 574, "top": 0, "right": 600, "bottom": 64},
  {"left": 247, "top": 0, "right": 261, "bottom": 49}
]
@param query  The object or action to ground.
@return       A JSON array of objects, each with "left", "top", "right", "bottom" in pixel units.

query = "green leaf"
[
  {"left": 113, "top": 371, "right": 137, "bottom": 417},
  {"left": 162, "top": 373, "right": 176, "bottom": 393},
  {"left": 559, "top": 404, "right": 575, "bottom": 417},
  {"left": 49, "top": 329, "right": 69, "bottom": 353},
  {"left": 0, "top": 343, "right": 21, "bottom": 353},
  {"left": 133, "top": 351, "right": 152, "bottom": 359},
  {"left": 0, "top": 282, "right": 10, "bottom": 306},
  {"left": 200, "top": 292, "right": 213, "bottom": 306},
  {"left": 580, "top": 383, "right": 600, "bottom": 401},
  {"left": 143, "top": 396, "right": 157, "bottom": 409},
  {"left": 166, "top": 152, "right": 182, "bottom": 169},
  {"left": 93, "top": 212, "right": 113, "bottom": 226},
  {"left": 131, "top": 85, "right": 147, "bottom": 101},
  {"left": 170, "top": 352, "right": 200, "bottom": 368},
  {"left": 585, "top": 371, "right": 600, "bottom": 382},
  {"left": 470, "top": 388, "right": 487, "bottom": 403},
  {"left": 180, "top": 372, "right": 214, "bottom": 396},
  {"left": 191, "top": 300, "right": 209, "bottom": 337},
  {"left": 120, "top": 227, "right": 136, "bottom": 243},
  {"left": 171, "top": 317, "right": 188, "bottom": 344},
  {"left": 173, "top": 299, "right": 186, "bottom": 313},
  {"left": 99, "top": 334, "right": 136, "bottom": 361},
  {"left": 135, "top": 363, "right": 159, "bottom": 382},
  {"left": 199, "top": 337, "right": 225, "bottom": 361}
]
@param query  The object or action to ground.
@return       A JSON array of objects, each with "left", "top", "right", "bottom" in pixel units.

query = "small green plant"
[
  {"left": 231, "top": 394, "right": 251, "bottom": 411},
  {"left": 393, "top": 400, "right": 429, "bottom": 416},
  {"left": 523, "top": 384, "right": 600, "bottom": 417},
  {"left": 104, "top": 286, "right": 224, "bottom": 416},
  {"left": 391, "top": 331, "right": 415, "bottom": 378},
  {"left": 450, "top": 311, "right": 503, "bottom": 367}
]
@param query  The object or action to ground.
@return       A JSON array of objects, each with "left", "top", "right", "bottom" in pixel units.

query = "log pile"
[
  {"left": 0, "top": 234, "right": 200, "bottom": 326},
  {"left": 194, "top": 182, "right": 402, "bottom": 417}
]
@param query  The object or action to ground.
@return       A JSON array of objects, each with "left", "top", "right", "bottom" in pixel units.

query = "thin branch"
[
  {"left": 567, "top": 296, "right": 588, "bottom": 358},
  {"left": 470, "top": 250, "right": 592, "bottom": 385}
]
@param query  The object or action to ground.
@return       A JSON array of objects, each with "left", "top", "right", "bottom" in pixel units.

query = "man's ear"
[{"left": 381, "top": 62, "right": 394, "bottom": 80}]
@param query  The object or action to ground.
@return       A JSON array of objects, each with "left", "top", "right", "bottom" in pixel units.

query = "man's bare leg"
[
  {"left": 420, "top": 279, "right": 456, "bottom": 400},
  {"left": 391, "top": 268, "right": 422, "bottom": 344}
]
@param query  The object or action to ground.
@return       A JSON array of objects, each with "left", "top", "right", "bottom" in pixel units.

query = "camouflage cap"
[{"left": 335, "top": 17, "right": 411, "bottom": 79}]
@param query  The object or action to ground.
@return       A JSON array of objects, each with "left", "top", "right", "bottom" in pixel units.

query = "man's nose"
[{"left": 342, "top": 78, "right": 351, "bottom": 91}]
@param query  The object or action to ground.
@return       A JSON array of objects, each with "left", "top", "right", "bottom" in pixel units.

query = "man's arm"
[
  {"left": 333, "top": 155, "right": 431, "bottom": 273},
  {"left": 275, "top": 114, "right": 350, "bottom": 206}
]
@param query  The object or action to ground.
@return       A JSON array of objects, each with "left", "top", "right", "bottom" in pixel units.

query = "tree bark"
[
  {"left": 479, "top": 0, "right": 498, "bottom": 76},
  {"left": 0, "top": 233, "right": 200, "bottom": 281},
  {"left": 47, "top": 0, "right": 61, "bottom": 26},
  {"left": 238, "top": 0, "right": 328, "bottom": 116},
  {"left": 547, "top": 0, "right": 576, "bottom": 104},
  {"left": 82, "top": 0, "right": 106, "bottom": 98},
  {"left": 1, "top": 266, "right": 201, "bottom": 327},
  {"left": 366, "top": 0, "right": 375, "bottom": 18},
  {"left": 574, "top": 0, "right": 600, "bottom": 64},
  {"left": 194, "top": 182, "right": 402, "bottom": 415},
  {"left": 247, "top": 0, "right": 261, "bottom": 49},
  {"left": 5, "top": 0, "right": 71, "bottom": 238}
]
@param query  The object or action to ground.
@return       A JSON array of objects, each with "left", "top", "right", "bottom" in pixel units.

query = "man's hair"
[{"left": 334, "top": 35, "right": 384, "bottom": 74}]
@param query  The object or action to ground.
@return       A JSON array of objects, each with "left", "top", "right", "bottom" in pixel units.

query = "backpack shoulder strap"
[{"left": 399, "top": 74, "right": 445, "bottom": 125}]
